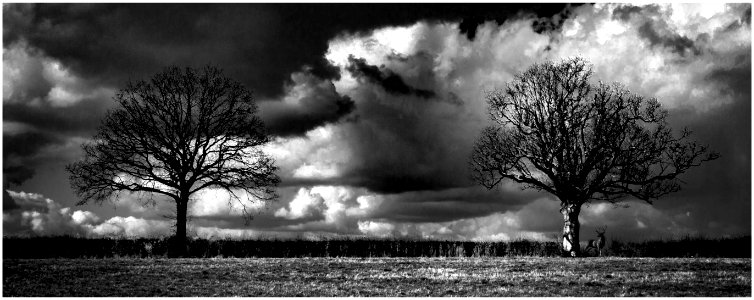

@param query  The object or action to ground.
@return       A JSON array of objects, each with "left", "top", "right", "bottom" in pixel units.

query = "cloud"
[
  {"left": 259, "top": 71, "right": 355, "bottom": 137},
  {"left": 362, "top": 185, "right": 540, "bottom": 223},
  {"left": 3, "top": 41, "right": 114, "bottom": 108},
  {"left": 357, "top": 220, "right": 395, "bottom": 238},
  {"left": 3, "top": 41, "right": 52, "bottom": 105},
  {"left": 254, "top": 183, "right": 539, "bottom": 238},
  {"left": 4, "top": 190, "right": 99, "bottom": 236},
  {"left": 3, "top": 189, "right": 20, "bottom": 210},
  {"left": 3, "top": 41, "right": 115, "bottom": 185},
  {"left": 274, "top": 188, "right": 325, "bottom": 220},
  {"left": 264, "top": 125, "right": 353, "bottom": 184},
  {"left": 357, "top": 208, "right": 548, "bottom": 241},
  {"left": 346, "top": 55, "right": 435, "bottom": 98},
  {"left": 3, "top": 190, "right": 172, "bottom": 238},
  {"left": 6, "top": 190, "right": 51, "bottom": 212},
  {"left": 190, "top": 188, "right": 273, "bottom": 218},
  {"left": 91, "top": 216, "right": 171, "bottom": 238},
  {"left": 551, "top": 3, "right": 749, "bottom": 111},
  {"left": 3, "top": 165, "right": 35, "bottom": 186},
  {"left": 275, "top": 186, "right": 371, "bottom": 233},
  {"left": 3, "top": 4, "right": 572, "bottom": 98}
]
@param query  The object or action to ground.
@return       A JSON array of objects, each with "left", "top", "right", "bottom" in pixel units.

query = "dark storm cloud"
[
  {"left": 637, "top": 21, "right": 700, "bottom": 56},
  {"left": 366, "top": 187, "right": 542, "bottom": 223},
  {"left": 4, "top": 4, "right": 281, "bottom": 94},
  {"left": 531, "top": 5, "right": 575, "bottom": 34},
  {"left": 347, "top": 56, "right": 435, "bottom": 99},
  {"left": 3, "top": 100, "right": 109, "bottom": 137},
  {"left": 3, "top": 97, "right": 111, "bottom": 184},
  {"left": 611, "top": 5, "right": 654, "bottom": 22},
  {"left": 657, "top": 57, "right": 751, "bottom": 237},
  {"left": 259, "top": 71, "right": 356, "bottom": 137},
  {"left": 611, "top": 4, "right": 700, "bottom": 56},
  {"left": 3, "top": 131, "right": 62, "bottom": 159},
  {"left": 3, "top": 189, "right": 20, "bottom": 210},
  {"left": 3, "top": 3, "right": 571, "bottom": 184},
  {"left": 4, "top": 3, "right": 572, "bottom": 98},
  {"left": 3, "top": 166, "right": 35, "bottom": 187},
  {"left": 262, "top": 95, "right": 355, "bottom": 137},
  {"left": 337, "top": 99, "right": 479, "bottom": 194}
]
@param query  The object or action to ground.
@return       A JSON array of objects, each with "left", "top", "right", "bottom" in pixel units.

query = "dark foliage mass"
[{"left": 3, "top": 236, "right": 748, "bottom": 258}]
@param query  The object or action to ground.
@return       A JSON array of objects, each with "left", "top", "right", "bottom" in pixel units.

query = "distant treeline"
[
  {"left": 608, "top": 236, "right": 751, "bottom": 258},
  {"left": 3, "top": 236, "right": 749, "bottom": 258}
]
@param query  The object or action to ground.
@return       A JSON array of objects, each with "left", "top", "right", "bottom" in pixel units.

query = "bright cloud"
[
  {"left": 4, "top": 190, "right": 172, "bottom": 238},
  {"left": 3, "top": 40, "right": 114, "bottom": 107},
  {"left": 91, "top": 216, "right": 172, "bottom": 238},
  {"left": 274, "top": 187, "right": 326, "bottom": 219},
  {"left": 191, "top": 188, "right": 271, "bottom": 217}
]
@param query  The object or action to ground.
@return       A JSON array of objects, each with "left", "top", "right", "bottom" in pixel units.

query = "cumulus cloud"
[
  {"left": 264, "top": 125, "right": 353, "bottom": 183},
  {"left": 91, "top": 216, "right": 171, "bottom": 238},
  {"left": 550, "top": 3, "right": 750, "bottom": 111},
  {"left": 274, "top": 188, "right": 326, "bottom": 220},
  {"left": 4, "top": 190, "right": 100, "bottom": 236},
  {"left": 3, "top": 41, "right": 114, "bottom": 108},
  {"left": 3, "top": 190, "right": 172, "bottom": 238},
  {"left": 273, "top": 186, "right": 373, "bottom": 233}
]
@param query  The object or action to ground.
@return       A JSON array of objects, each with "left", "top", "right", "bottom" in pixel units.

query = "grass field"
[{"left": 3, "top": 257, "right": 750, "bottom": 296}]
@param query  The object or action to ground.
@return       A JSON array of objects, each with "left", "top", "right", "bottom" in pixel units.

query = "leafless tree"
[
  {"left": 470, "top": 58, "right": 718, "bottom": 257},
  {"left": 67, "top": 66, "right": 279, "bottom": 256}
]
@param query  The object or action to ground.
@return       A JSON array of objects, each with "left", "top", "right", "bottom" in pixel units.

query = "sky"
[{"left": 2, "top": 3, "right": 751, "bottom": 242}]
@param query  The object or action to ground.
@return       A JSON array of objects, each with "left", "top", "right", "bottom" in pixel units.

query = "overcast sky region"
[{"left": 3, "top": 3, "right": 750, "bottom": 242}]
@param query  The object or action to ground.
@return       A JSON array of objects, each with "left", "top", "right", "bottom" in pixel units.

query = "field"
[{"left": 3, "top": 257, "right": 750, "bottom": 296}]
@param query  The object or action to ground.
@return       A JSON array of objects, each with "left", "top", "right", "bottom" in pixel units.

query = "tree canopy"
[
  {"left": 470, "top": 58, "right": 718, "bottom": 256},
  {"left": 67, "top": 66, "right": 279, "bottom": 254}
]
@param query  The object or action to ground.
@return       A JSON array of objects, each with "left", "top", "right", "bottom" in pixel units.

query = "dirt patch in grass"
[{"left": 3, "top": 257, "right": 750, "bottom": 296}]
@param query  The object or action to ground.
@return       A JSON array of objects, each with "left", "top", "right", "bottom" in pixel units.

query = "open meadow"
[{"left": 3, "top": 257, "right": 750, "bottom": 297}]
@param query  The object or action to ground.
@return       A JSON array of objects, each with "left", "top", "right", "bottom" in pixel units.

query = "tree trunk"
[
  {"left": 561, "top": 203, "right": 581, "bottom": 257},
  {"left": 169, "top": 198, "right": 189, "bottom": 257}
]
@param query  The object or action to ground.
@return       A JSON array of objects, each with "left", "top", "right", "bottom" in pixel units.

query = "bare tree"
[
  {"left": 470, "top": 58, "right": 718, "bottom": 257},
  {"left": 67, "top": 66, "right": 279, "bottom": 256}
]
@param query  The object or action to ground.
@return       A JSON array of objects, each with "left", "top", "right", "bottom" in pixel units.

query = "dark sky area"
[{"left": 3, "top": 3, "right": 750, "bottom": 242}]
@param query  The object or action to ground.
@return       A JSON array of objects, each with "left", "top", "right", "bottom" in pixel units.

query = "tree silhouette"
[
  {"left": 470, "top": 58, "right": 718, "bottom": 257},
  {"left": 67, "top": 66, "right": 279, "bottom": 256}
]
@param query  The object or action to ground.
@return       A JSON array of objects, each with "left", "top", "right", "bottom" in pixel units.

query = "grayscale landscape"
[{"left": 3, "top": 2, "right": 751, "bottom": 297}]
